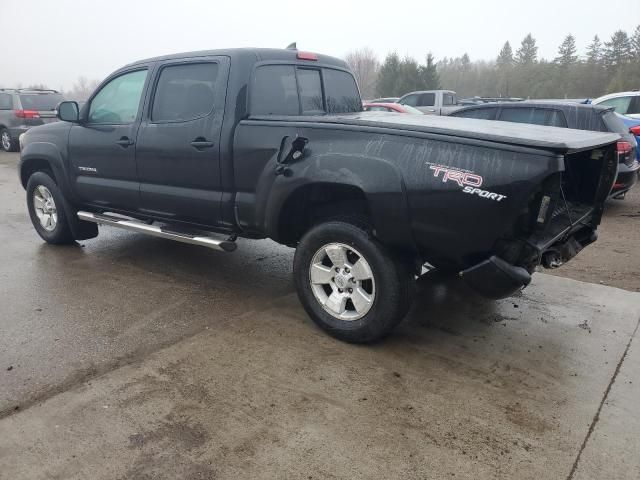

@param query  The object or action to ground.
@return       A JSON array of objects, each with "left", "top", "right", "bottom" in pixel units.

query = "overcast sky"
[{"left": 3, "top": 0, "right": 639, "bottom": 90}]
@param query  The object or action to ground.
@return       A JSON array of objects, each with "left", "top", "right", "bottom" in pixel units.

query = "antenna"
[{"left": 286, "top": 42, "right": 297, "bottom": 50}]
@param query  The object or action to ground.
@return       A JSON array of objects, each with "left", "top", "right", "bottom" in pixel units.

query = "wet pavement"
[{"left": 1, "top": 151, "right": 639, "bottom": 479}]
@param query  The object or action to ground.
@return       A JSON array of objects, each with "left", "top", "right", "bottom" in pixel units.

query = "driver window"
[{"left": 88, "top": 70, "right": 147, "bottom": 124}]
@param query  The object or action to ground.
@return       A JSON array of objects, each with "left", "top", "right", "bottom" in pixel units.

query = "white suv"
[{"left": 592, "top": 91, "right": 640, "bottom": 119}]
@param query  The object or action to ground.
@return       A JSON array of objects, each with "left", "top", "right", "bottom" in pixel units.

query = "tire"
[
  {"left": 293, "top": 219, "right": 414, "bottom": 343},
  {"left": 26, "top": 171, "right": 75, "bottom": 244},
  {"left": 1, "top": 128, "right": 17, "bottom": 152}
]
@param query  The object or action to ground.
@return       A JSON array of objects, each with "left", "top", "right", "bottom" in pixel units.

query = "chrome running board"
[{"left": 77, "top": 211, "right": 237, "bottom": 252}]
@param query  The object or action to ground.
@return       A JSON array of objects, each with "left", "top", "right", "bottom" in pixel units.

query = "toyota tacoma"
[{"left": 19, "top": 48, "right": 619, "bottom": 342}]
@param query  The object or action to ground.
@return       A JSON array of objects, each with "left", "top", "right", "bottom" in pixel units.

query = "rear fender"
[{"left": 262, "top": 153, "right": 416, "bottom": 250}]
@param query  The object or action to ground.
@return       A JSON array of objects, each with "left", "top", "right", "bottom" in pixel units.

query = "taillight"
[
  {"left": 297, "top": 51, "right": 318, "bottom": 61},
  {"left": 616, "top": 140, "right": 632, "bottom": 163},
  {"left": 630, "top": 125, "right": 640, "bottom": 136},
  {"left": 15, "top": 109, "right": 40, "bottom": 119}
]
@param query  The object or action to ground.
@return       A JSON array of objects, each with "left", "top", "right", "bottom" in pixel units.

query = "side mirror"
[{"left": 57, "top": 101, "right": 80, "bottom": 123}]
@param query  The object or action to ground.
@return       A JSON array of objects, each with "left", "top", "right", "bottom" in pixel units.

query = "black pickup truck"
[{"left": 19, "top": 48, "right": 618, "bottom": 342}]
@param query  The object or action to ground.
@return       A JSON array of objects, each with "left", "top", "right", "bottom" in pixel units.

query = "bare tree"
[
  {"left": 66, "top": 76, "right": 101, "bottom": 101},
  {"left": 345, "top": 47, "right": 379, "bottom": 100}
]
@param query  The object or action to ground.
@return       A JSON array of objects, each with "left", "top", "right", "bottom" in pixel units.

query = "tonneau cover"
[{"left": 251, "top": 112, "right": 620, "bottom": 153}]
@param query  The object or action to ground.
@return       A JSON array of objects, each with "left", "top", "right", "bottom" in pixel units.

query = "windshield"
[{"left": 19, "top": 94, "right": 64, "bottom": 111}]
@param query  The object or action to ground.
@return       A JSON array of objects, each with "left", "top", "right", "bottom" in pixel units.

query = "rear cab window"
[
  {"left": 442, "top": 93, "right": 455, "bottom": 106},
  {"left": 251, "top": 64, "right": 361, "bottom": 116}
]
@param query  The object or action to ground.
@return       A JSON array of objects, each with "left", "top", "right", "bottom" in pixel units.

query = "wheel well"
[
  {"left": 20, "top": 158, "right": 55, "bottom": 188},
  {"left": 277, "top": 183, "right": 370, "bottom": 246}
]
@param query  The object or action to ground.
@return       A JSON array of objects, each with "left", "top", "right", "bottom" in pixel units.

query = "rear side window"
[
  {"left": 499, "top": 107, "right": 547, "bottom": 125},
  {"left": 0, "top": 93, "right": 12, "bottom": 110},
  {"left": 151, "top": 63, "right": 218, "bottom": 122},
  {"left": 452, "top": 107, "right": 497, "bottom": 120},
  {"left": 418, "top": 93, "right": 435, "bottom": 107},
  {"left": 297, "top": 69, "right": 324, "bottom": 114},
  {"left": 252, "top": 65, "right": 299, "bottom": 116},
  {"left": 19, "top": 94, "right": 64, "bottom": 111},
  {"left": 324, "top": 69, "right": 361, "bottom": 113},
  {"left": 598, "top": 96, "right": 632, "bottom": 115},
  {"left": 546, "top": 110, "right": 567, "bottom": 127}
]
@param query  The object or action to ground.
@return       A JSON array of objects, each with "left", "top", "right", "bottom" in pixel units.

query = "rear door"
[
  {"left": 68, "top": 68, "right": 149, "bottom": 209},
  {"left": 135, "top": 56, "right": 229, "bottom": 226}
]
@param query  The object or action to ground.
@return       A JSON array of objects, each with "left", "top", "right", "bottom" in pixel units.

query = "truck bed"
[{"left": 250, "top": 112, "right": 620, "bottom": 154}]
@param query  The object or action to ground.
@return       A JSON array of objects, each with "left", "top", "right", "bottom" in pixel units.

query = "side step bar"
[{"left": 77, "top": 211, "right": 237, "bottom": 252}]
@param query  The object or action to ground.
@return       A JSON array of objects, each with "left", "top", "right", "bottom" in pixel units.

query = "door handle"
[
  {"left": 190, "top": 138, "right": 214, "bottom": 150},
  {"left": 116, "top": 137, "right": 134, "bottom": 147}
]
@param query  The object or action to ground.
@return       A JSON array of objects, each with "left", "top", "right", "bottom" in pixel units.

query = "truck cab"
[{"left": 397, "top": 90, "right": 459, "bottom": 115}]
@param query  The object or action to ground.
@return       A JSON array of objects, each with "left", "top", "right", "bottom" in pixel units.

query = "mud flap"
[
  {"left": 460, "top": 255, "right": 531, "bottom": 300},
  {"left": 60, "top": 195, "right": 98, "bottom": 240}
]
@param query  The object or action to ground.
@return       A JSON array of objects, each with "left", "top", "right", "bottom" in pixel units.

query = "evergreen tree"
[
  {"left": 604, "top": 30, "right": 633, "bottom": 68},
  {"left": 419, "top": 53, "right": 441, "bottom": 90},
  {"left": 460, "top": 53, "right": 471, "bottom": 72},
  {"left": 375, "top": 52, "right": 401, "bottom": 97},
  {"left": 631, "top": 25, "right": 640, "bottom": 59},
  {"left": 496, "top": 41, "right": 514, "bottom": 68},
  {"left": 586, "top": 35, "right": 603, "bottom": 64},
  {"left": 515, "top": 34, "right": 538, "bottom": 65},
  {"left": 555, "top": 34, "right": 578, "bottom": 66}
]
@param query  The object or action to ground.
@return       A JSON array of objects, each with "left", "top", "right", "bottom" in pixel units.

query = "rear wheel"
[
  {"left": 1, "top": 128, "right": 17, "bottom": 152},
  {"left": 26, "top": 171, "right": 75, "bottom": 244},
  {"left": 293, "top": 220, "right": 414, "bottom": 343}
]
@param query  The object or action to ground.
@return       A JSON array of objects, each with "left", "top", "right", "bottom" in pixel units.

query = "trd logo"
[{"left": 429, "top": 165, "right": 483, "bottom": 187}]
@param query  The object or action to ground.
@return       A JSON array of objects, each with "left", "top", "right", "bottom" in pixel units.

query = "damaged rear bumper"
[{"left": 461, "top": 208, "right": 599, "bottom": 299}]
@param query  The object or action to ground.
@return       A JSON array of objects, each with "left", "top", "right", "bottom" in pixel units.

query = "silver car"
[{"left": 0, "top": 88, "right": 64, "bottom": 152}]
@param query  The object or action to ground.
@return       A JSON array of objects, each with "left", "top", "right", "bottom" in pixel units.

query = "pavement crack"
[{"left": 566, "top": 315, "right": 640, "bottom": 480}]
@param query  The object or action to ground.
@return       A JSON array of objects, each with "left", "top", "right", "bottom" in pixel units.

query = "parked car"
[
  {"left": 0, "top": 88, "right": 64, "bottom": 152},
  {"left": 591, "top": 91, "right": 640, "bottom": 119},
  {"left": 368, "top": 97, "right": 400, "bottom": 103},
  {"left": 19, "top": 48, "right": 619, "bottom": 343},
  {"left": 449, "top": 101, "right": 639, "bottom": 199},
  {"left": 363, "top": 102, "right": 423, "bottom": 114},
  {"left": 618, "top": 113, "right": 640, "bottom": 160},
  {"left": 397, "top": 90, "right": 461, "bottom": 115}
]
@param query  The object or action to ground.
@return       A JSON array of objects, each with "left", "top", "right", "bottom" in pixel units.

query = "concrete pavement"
[{"left": 1, "top": 151, "right": 639, "bottom": 479}]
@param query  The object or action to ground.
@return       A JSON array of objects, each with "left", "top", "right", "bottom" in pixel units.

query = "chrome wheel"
[
  {"left": 309, "top": 242, "right": 376, "bottom": 321},
  {"left": 33, "top": 185, "right": 58, "bottom": 231},
  {"left": 1, "top": 131, "right": 11, "bottom": 151}
]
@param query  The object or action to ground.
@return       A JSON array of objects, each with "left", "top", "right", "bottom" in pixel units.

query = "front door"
[
  {"left": 68, "top": 68, "right": 149, "bottom": 210},
  {"left": 135, "top": 57, "right": 229, "bottom": 226}
]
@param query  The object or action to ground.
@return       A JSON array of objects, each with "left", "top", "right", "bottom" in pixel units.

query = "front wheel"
[
  {"left": 293, "top": 220, "right": 414, "bottom": 343},
  {"left": 26, "top": 171, "right": 75, "bottom": 244}
]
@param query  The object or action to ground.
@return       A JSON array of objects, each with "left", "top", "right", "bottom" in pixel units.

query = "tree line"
[{"left": 346, "top": 26, "right": 640, "bottom": 100}]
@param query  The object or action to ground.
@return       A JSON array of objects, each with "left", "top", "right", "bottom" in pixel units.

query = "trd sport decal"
[{"left": 426, "top": 162, "right": 507, "bottom": 202}]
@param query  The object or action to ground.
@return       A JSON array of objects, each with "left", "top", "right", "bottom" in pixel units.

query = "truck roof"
[{"left": 126, "top": 47, "right": 350, "bottom": 70}]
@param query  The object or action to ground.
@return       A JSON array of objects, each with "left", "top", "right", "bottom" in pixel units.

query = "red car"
[{"left": 363, "top": 102, "right": 424, "bottom": 114}]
